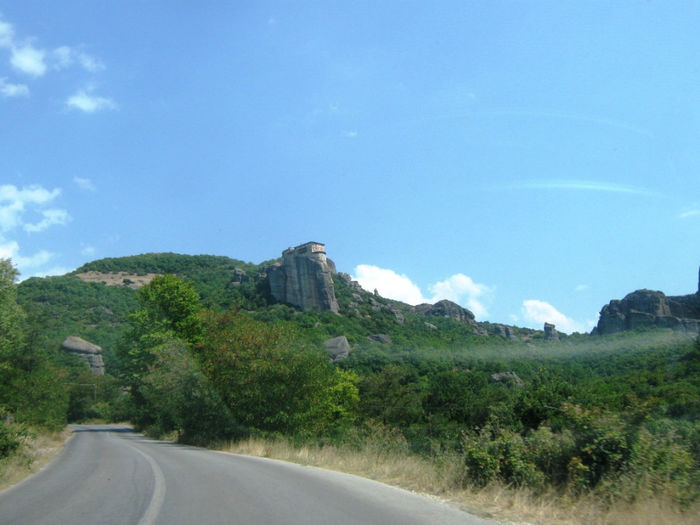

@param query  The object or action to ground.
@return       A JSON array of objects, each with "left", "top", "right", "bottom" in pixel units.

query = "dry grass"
[
  {"left": 0, "top": 427, "right": 72, "bottom": 492},
  {"left": 220, "top": 436, "right": 698, "bottom": 525}
]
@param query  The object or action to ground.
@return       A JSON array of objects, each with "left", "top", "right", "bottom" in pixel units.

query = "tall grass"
[
  {"left": 0, "top": 427, "right": 71, "bottom": 491},
  {"left": 219, "top": 431, "right": 698, "bottom": 525}
]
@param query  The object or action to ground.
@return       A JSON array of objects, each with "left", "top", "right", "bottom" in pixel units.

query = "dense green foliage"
[
  {"left": 1, "top": 260, "right": 68, "bottom": 459},
  {"left": 75, "top": 252, "right": 274, "bottom": 310},
  {"left": 4, "top": 252, "right": 698, "bottom": 510}
]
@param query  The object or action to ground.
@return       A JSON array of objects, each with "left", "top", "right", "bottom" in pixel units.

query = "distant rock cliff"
[
  {"left": 61, "top": 336, "right": 105, "bottom": 375},
  {"left": 268, "top": 242, "right": 339, "bottom": 313},
  {"left": 412, "top": 300, "right": 478, "bottom": 327},
  {"left": 594, "top": 268, "right": 700, "bottom": 335}
]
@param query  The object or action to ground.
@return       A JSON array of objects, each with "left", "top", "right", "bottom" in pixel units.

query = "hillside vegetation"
[{"left": 2, "top": 253, "right": 698, "bottom": 523}]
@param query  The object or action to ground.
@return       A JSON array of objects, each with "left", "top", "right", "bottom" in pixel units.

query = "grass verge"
[
  {"left": 220, "top": 436, "right": 698, "bottom": 525},
  {"left": 0, "top": 427, "right": 72, "bottom": 492}
]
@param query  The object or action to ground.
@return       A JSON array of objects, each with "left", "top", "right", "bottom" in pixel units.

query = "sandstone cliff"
[
  {"left": 268, "top": 242, "right": 339, "bottom": 313},
  {"left": 61, "top": 336, "right": 105, "bottom": 375}
]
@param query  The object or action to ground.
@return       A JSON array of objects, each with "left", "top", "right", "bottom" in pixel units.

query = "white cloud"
[
  {"left": 11, "top": 42, "right": 47, "bottom": 76},
  {"left": 0, "top": 16, "right": 14, "bottom": 48},
  {"left": 0, "top": 240, "right": 55, "bottom": 276},
  {"left": 66, "top": 87, "right": 116, "bottom": 113},
  {"left": 74, "top": 176, "right": 96, "bottom": 191},
  {"left": 352, "top": 264, "right": 491, "bottom": 319},
  {"left": 344, "top": 131, "right": 358, "bottom": 138},
  {"left": 0, "top": 77, "right": 29, "bottom": 97},
  {"left": 574, "top": 284, "right": 589, "bottom": 292},
  {"left": 0, "top": 184, "right": 69, "bottom": 277},
  {"left": 24, "top": 208, "right": 71, "bottom": 233},
  {"left": 428, "top": 273, "right": 490, "bottom": 318},
  {"left": 353, "top": 264, "right": 426, "bottom": 305},
  {"left": 521, "top": 299, "right": 592, "bottom": 334},
  {"left": 0, "top": 184, "right": 62, "bottom": 232}
]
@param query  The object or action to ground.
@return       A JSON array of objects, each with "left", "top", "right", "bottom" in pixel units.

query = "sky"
[{"left": 1, "top": 1, "right": 699, "bottom": 334}]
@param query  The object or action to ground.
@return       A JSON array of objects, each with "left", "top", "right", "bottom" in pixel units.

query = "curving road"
[{"left": 0, "top": 425, "right": 497, "bottom": 525}]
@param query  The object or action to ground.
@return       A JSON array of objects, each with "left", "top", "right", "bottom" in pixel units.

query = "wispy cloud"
[
  {"left": 0, "top": 16, "right": 14, "bottom": 48},
  {"left": 500, "top": 179, "right": 657, "bottom": 196},
  {"left": 0, "top": 77, "right": 28, "bottom": 97},
  {"left": 352, "top": 264, "right": 491, "bottom": 319},
  {"left": 488, "top": 109, "right": 651, "bottom": 137},
  {"left": 52, "top": 46, "right": 104, "bottom": 72},
  {"left": 574, "top": 284, "right": 589, "bottom": 292},
  {"left": 0, "top": 184, "right": 69, "bottom": 278},
  {"left": 24, "top": 208, "right": 71, "bottom": 233},
  {"left": 0, "top": 14, "right": 111, "bottom": 107},
  {"left": 0, "top": 184, "right": 63, "bottom": 232},
  {"left": 679, "top": 209, "right": 700, "bottom": 219},
  {"left": 74, "top": 176, "right": 96, "bottom": 191},
  {"left": 67, "top": 87, "right": 117, "bottom": 113}
]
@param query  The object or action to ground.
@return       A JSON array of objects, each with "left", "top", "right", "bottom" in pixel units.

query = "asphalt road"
[{"left": 0, "top": 425, "right": 498, "bottom": 525}]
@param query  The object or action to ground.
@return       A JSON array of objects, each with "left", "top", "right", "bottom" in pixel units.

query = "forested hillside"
[{"left": 2, "top": 253, "right": 698, "bottom": 521}]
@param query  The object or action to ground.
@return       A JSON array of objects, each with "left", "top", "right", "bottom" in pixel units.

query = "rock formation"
[
  {"left": 594, "top": 280, "right": 700, "bottom": 336},
  {"left": 412, "top": 300, "right": 478, "bottom": 327},
  {"left": 61, "top": 336, "right": 105, "bottom": 375},
  {"left": 324, "top": 335, "right": 350, "bottom": 361},
  {"left": 476, "top": 323, "right": 520, "bottom": 341},
  {"left": 544, "top": 322, "right": 559, "bottom": 341},
  {"left": 268, "top": 242, "right": 339, "bottom": 313},
  {"left": 229, "top": 268, "right": 250, "bottom": 286}
]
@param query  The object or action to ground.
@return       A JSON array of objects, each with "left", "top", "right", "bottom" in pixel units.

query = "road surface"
[{"left": 0, "top": 425, "right": 498, "bottom": 525}]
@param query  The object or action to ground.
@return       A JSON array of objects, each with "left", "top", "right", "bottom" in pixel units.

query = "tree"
[
  {"left": 118, "top": 274, "right": 203, "bottom": 384},
  {"left": 194, "top": 311, "right": 359, "bottom": 436},
  {"left": 0, "top": 259, "right": 68, "bottom": 431}
]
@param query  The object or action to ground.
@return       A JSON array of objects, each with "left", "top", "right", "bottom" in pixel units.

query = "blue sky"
[{"left": 1, "top": 1, "right": 698, "bottom": 333}]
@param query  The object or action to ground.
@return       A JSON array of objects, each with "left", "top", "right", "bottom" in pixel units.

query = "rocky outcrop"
[
  {"left": 367, "top": 334, "right": 392, "bottom": 345},
  {"left": 490, "top": 371, "right": 524, "bottom": 387},
  {"left": 544, "top": 322, "right": 559, "bottom": 341},
  {"left": 490, "top": 324, "right": 518, "bottom": 340},
  {"left": 268, "top": 242, "right": 339, "bottom": 313},
  {"left": 595, "top": 287, "right": 700, "bottom": 335},
  {"left": 61, "top": 336, "right": 105, "bottom": 375},
  {"left": 229, "top": 268, "right": 250, "bottom": 286},
  {"left": 412, "top": 300, "right": 477, "bottom": 327},
  {"left": 324, "top": 335, "right": 350, "bottom": 361}
]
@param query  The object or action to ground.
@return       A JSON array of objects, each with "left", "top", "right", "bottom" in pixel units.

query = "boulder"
[
  {"left": 367, "top": 334, "right": 392, "bottom": 345},
  {"left": 61, "top": 336, "right": 105, "bottom": 375},
  {"left": 490, "top": 371, "right": 524, "bottom": 387},
  {"left": 324, "top": 335, "right": 351, "bottom": 361}
]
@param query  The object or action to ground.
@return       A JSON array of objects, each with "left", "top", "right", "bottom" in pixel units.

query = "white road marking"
[{"left": 128, "top": 444, "right": 167, "bottom": 525}]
